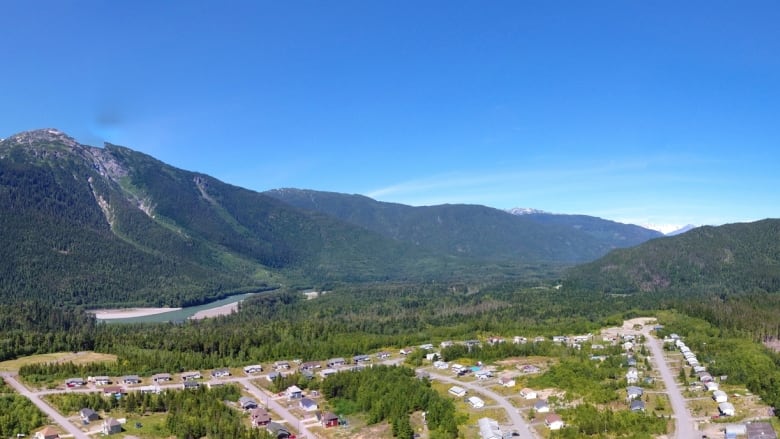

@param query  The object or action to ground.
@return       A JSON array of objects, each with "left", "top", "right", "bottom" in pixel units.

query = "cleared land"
[{"left": 0, "top": 351, "right": 117, "bottom": 372}]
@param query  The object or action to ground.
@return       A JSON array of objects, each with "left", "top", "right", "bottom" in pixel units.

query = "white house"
[
  {"left": 718, "top": 402, "right": 736, "bottom": 416},
  {"left": 478, "top": 417, "right": 502, "bottom": 439},
  {"left": 475, "top": 370, "right": 492, "bottom": 380},
  {"left": 468, "top": 396, "right": 485, "bottom": 408},
  {"left": 434, "top": 361, "right": 449, "bottom": 369},
  {"left": 498, "top": 376, "right": 515, "bottom": 388},
  {"left": 520, "top": 388, "right": 537, "bottom": 400},
  {"left": 713, "top": 390, "right": 728, "bottom": 403},
  {"left": 243, "top": 365, "right": 263, "bottom": 374},
  {"left": 626, "top": 368, "right": 639, "bottom": 384},
  {"left": 545, "top": 414, "right": 564, "bottom": 430},
  {"left": 705, "top": 381, "right": 719, "bottom": 391},
  {"left": 534, "top": 399, "right": 550, "bottom": 413},
  {"left": 448, "top": 386, "right": 467, "bottom": 397}
]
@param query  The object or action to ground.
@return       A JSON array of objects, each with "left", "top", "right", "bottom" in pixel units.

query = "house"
[
  {"left": 299, "top": 361, "right": 321, "bottom": 371},
  {"left": 705, "top": 381, "right": 719, "bottom": 391},
  {"left": 693, "top": 365, "right": 707, "bottom": 373},
  {"left": 533, "top": 336, "right": 546, "bottom": 343},
  {"left": 448, "top": 386, "right": 467, "bottom": 397},
  {"left": 433, "top": 360, "right": 449, "bottom": 369},
  {"left": 239, "top": 396, "right": 258, "bottom": 410},
  {"left": 211, "top": 368, "right": 231, "bottom": 378},
  {"left": 319, "top": 368, "right": 337, "bottom": 378},
  {"left": 400, "top": 348, "right": 413, "bottom": 355},
  {"left": 724, "top": 424, "right": 747, "bottom": 438},
  {"left": 266, "top": 371, "right": 281, "bottom": 381},
  {"left": 207, "top": 381, "right": 225, "bottom": 389},
  {"left": 626, "top": 368, "right": 639, "bottom": 384},
  {"left": 630, "top": 399, "right": 646, "bottom": 412},
  {"left": 93, "top": 376, "right": 111, "bottom": 385},
  {"left": 80, "top": 408, "right": 100, "bottom": 422},
  {"left": 465, "top": 340, "right": 480, "bottom": 348},
  {"left": 151, "top": 373, "right": 171, "bottom": 382},
  {"left": 244, "top": 364, "right": 264, "bottom": 374},
  {"left": 545, "top": 413, "right": 564, "bottom": 430},
  {"left": 34, "top": 426, "right": 60, "bottom": 439},
  {"left": 327, "top": 357, "right": 346, "bottom": 368},
  {"left": 534, "top": 399, "right": 550, "bottom": 413},
  {"left": 487, "top": 336, "right": 504, "bottom": 345},
  {"left": 286, "top": 385, "right": 303, "bottom": 399},
  {"left": 718, "top": 402, "right": 736, "bottom": 416},
  {"left": 520, "top": 364, "right": 541, "bottom": 374},
  {"left": 320, "top": 411, "right": 339, "bottom": 428},
  {"left": 451, "top": 363, "right": 465, "bottom": 373},
  {"left": 181, "top": 371, "right": 201, "bottom": 381},
  {"left": 420, "top": 343, "right": 435, "bottom": 350},
  {"left": 137, "top": 385, "right": 160, "bottom": 394},
  {"left": 698, "top": 371, "right": 714, "bottom": 382},
  {"left": 425, "top": 352, "right": 439, "bottom": 361},
  {"left": 713, "top": 390, "right": 728, "bottom": 403},
  {"left": 121, "top": 375, "right": 141, "bottom": 384},
  {"left": 441, "top": 340, "right": 454, "bottom": 348},
  {"left": 300, "top": 397, "right": 318, "bottom": 412},
  {"left": 102, "top": 417, "right": 122, "bottom": 435},
  {"left": 102, "top": 385, "right": 125, "bottom": 396},
  {"left": 65, "top": 377, "right": 86, "bottom": 387},
  {"left": 626, "top": 357, "right": 637, "bottom": 367},
  {"left": 478, "top": 417, "right": 503, "bottom": 439},
  {"left": 513, "top": 336, "right": 528, "bottom": 344},
  {"left": 375, "top": 351, "right": 391, "bottom": 359},
  {"left": 273, "top": 361, "right": 290, "bottom": 371},
  {"left": 475, "top": 370, "right": 492, "bottom": 380},
  {"left": 498, "top": 375, "right": 516, "bottom": 387},
  {"left": 352, "top": 355, "right": 371, "bottom": 364},
  {"left": 266, "top": 421, "right": 291, "bottom": 438},
  {"left": 623, "top": 341, "right": 634, "bottom": 351},
  {"left": 468, "top": 396, "right": 485, "bottom": 408},
  {"left": 520, "top": 388, "right": 537, "bottom": 400},
  {"left": 627, "top": 386, "right": 644, "bottom": 400},
  {"left": 251, "top": 407, "right": 271, "bottom": 427},
  {"left": 183, "top": 381, "right": 200, "bottom": 390},
  {"left": 746, "top": 422, "right": 777, "bottom": 439},
  {"left": 591, "top": 344, "right": 605, "bottom": 350}
]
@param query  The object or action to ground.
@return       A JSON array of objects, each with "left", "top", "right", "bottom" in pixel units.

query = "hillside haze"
[{"left": 265, "top": 188, "right": 662, "bottom": 262}]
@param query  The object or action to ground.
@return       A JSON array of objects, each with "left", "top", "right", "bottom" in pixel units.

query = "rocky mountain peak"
[{"left": 6, "top": 128, "right": 80, "bottom": 148}]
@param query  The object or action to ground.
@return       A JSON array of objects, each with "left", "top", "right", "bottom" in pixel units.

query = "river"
[{"left": 95, "top": 291, "right": 263, "bottom": 323}]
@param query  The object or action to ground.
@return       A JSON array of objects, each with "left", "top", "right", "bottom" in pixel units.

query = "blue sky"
[{"left": 2, "top": 1, "right": 779, "bottom": 232}]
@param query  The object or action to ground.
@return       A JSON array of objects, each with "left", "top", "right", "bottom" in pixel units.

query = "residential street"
[
  {"left": 642, "top": 328, "right": 698, "bottom": 439},
  {"left": 1, "top": 372, "right": 91, "bottom": 439},
  {"left": 238, "top": 377, "right": 317, "bottom": 439},
  {"left": 425, "top": 370, "right": 538, "bottom": 439}
]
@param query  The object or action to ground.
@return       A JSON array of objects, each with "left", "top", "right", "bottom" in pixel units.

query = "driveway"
[{"left": 425, "top": 370, "right": 538, "bottom": 439}]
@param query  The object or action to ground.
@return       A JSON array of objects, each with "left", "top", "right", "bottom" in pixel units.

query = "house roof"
[
  {"left": 545, "top": 414, "right": 563, "bottom": 423},
  {"left": 104, "top": 417, "right": 121, "bottom": 426},
  {"left": 321, "top": 411, "right": 339, "bottom": 421},
  {"left": 627, "top": 386, "right": 644, "bottom": 395},
  {"left": 251, "top": 407, "right": 271, "bottom": 422},
  {"left": 746, "top": 422, "right": 777, "bottom": 439},
  {"left": 630, "top": 400, "right": 646, "bottom": 410},
  {"left": 80, "top": 408, "right": 97, "bottom": 416},
  {"left": 534, "top": 400, "right": 549, "bottom": 409},
  {"left": 36, "top": 426, "right": 59, "bottom": 438},
  {"left": 300, "top": 397, "right": 317, "bottom": 408}
]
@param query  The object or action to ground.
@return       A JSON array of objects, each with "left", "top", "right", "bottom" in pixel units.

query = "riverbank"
[
  {"left": 188, "top": 302, "right": 240, "bottom": 319},
  {"left": 90, "top": 307, "right": 183, "bottom": 320}
]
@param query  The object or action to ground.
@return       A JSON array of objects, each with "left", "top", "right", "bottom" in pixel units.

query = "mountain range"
[{"left": 2, "top": 128, "right": 757, "bottom": 308}]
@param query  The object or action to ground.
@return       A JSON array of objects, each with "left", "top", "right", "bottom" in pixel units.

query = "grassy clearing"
[{"left": 0, "top": 351, "right": 117, "bottom": 372}]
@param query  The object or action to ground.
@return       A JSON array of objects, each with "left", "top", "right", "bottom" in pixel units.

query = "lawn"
[{"left": 0, "top": 351, "right": 117, "bottom": 372}]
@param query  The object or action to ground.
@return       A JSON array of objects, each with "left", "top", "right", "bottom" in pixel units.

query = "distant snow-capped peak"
[
  {"left": 506, "top": 207, "right": 547, "bottom": 215},
  {"left": 640, "top": 223, "right": 697, "bottom": 235}
]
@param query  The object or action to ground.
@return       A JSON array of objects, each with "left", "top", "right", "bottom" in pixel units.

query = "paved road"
[
  {"left": 642, "top": 328, "right": 698, "bottom": 439},
  {"left": 425, "top": 370, "right": 538, "bottom": 439},
  {"left": 1, "top": 372, "right": 91, "bottom": 439},
  {"left": 238, "top": 377, "right": 316, "bottom": 439}
]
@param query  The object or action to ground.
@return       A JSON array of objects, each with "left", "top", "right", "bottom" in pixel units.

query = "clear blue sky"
[{"left": 2, "top": 1, "right": 779, "bottom": 232}]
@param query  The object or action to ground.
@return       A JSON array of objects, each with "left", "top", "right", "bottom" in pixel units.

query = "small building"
[
  {"left": 239, "top": 396, "right": 258, "bottom": 410},
  {"left": 181, "top": 371, "right": 201, "bottom": 381},
  {"left": 80, "top": 408, "right": 100, "bottom": 422},
  {"left": 626, "top": 367, "right": 639, "bottom": 384},
  {"left": 121, "top": 375, "right": 141, "bottom": 384},
  {"left": 319, "top": 368, "right": 337, "bottom": 378},
  {"left": 478, "top": 417, "right": 502, "bottom": 439},
  {"left": 630, "top": 399, "right": 646, "bottom": 412},
  {"left": 441, "top": 340, "right": 454, "bottom": 348},
  {"left": 286, "top": 385, "right": 303, "bottom": 399},
  {"left": 520, "top": 388, "right": 537, "bottom": 400},
  {"left": 151, "top": 373, "right": 171, "bottom": 382},
  {"left": 299, "top": 361, "right": 321, "bottom": 371},
  {"left": 475, "top": 370, "right": 492, "bottom": 380},
  {"left": 468, "top": 396, "right": 485, "bottom": 408},
  {"left": 183, "top": 381, "right": 200, "bottom": 390},
  {"left": 498, "top": 375, "right": 515, "bottom": 387},
  {"left": 211, "top": 368, "right": 231, "bottom": 378},
  {"left": 266, "top": 421, "right": 291, "bottom": 438},
  {"left": 420, "top": 343, "right": 434, "bottom": 350},
  {"left": 102, "top": 386, "right": 125, "bottom": 396},
  {"left": 713, "top": 390, "right": 728, "bottom": 403},
  {"left": 705, "top": 381, "right": 719, "bottom": 391},
  {"left": 327, "top": 357, "right": 346, "bottom": 368},
  {"left": 300, "top": 397, "right": 318, "bottom": 412},
  {"left": 513, "top": 336, "right": 528, "bottom": 344},
  {"left": 273, "top": 361, "right": 290, "bottom": 371},
  {"left": 34, "top": 426, "right": 60, "bottom": 439},
  {"left": 448, "top": 386, "right": 467, "bottom": 397},
  {"left": 136, "top": 385, "right": 159, "bottom": 394},
  {"left": 746, "top": 422, "right": 777, "bottom": 439},
  {"left": 724, "top": 424, "right": 747, "bottom": 437},
  {"left": 434, "top": 360, "right": 449, "bottom": 369},
  {"left": 102, "top": 417, "right": 122, "bottom": 435},
  {"left": 93, "top": 376, "right": 111, "bottom": 386},
  {"left": 244, "top": 364, "right": 264, "bottom": 374},
  {"left": 320, "top": 411, "right": 339, "bottom": 428},
  {"left": 545, "top": 413, "right": 564, "bottom": 430},
  {"left": 375, "top": 351, "right": 391, "bottom": 359},
  {"left": 718, "top": 401, "right": 736, "bottom": 416},
  {"left": 251, "top": 407, "right": 271, "bottom": 427},
  {"left": 627, "top": 386, "right": 644, "bottom": 400},
  {"left": 352, "top": 354, "right": 371, "bottom": 363},
  {"left": 534, "top": 399, "right": 550, "bottom": 413},
  {"left": 520, "top": 364, "right": 541, "bottom": 374}
]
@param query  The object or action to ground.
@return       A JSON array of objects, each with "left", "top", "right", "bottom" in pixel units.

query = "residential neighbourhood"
[{"left": 2, "top": 317, "right": 778, "bottom": 439}]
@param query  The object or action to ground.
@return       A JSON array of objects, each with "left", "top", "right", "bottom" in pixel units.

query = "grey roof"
[{"left": 746, "top": 422, "right": 777, "bottom": 439}]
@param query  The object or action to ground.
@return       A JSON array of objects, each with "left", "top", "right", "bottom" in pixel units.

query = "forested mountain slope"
[
  {"left": 265, "top": 188, "right": 661, "bottom": 263},
  {"left": 565, "top": 219, "right": 780, "bottom": 295}
]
